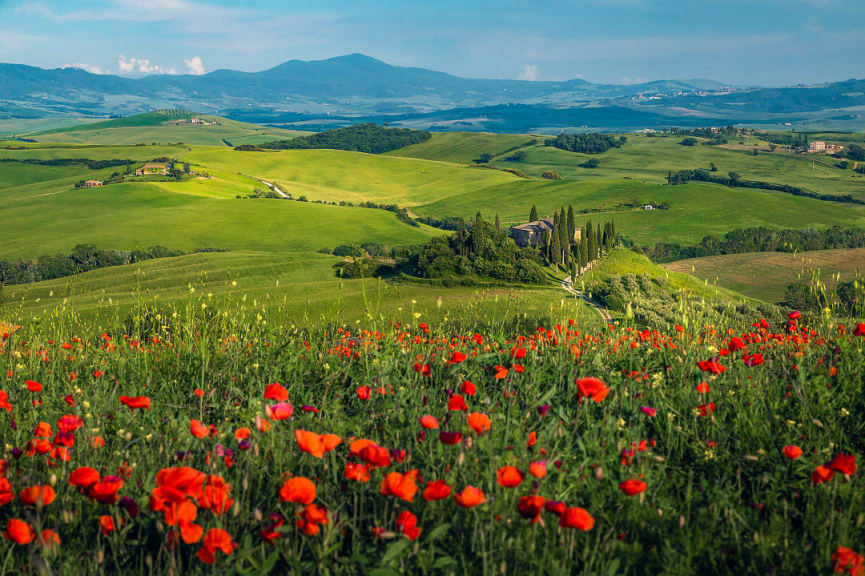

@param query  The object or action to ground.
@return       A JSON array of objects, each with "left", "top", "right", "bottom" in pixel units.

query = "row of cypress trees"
[{"left": 529, "top": 204, "right": 616, "bottom": 280}]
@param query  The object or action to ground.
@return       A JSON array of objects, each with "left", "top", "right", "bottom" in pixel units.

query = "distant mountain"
[{"left": 1, "top": 54, "right": 863, "bottom": 132}]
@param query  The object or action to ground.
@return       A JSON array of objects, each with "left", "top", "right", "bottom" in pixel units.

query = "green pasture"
[{"left": 386, "top": 132, "right": 539, "bottom": 164}]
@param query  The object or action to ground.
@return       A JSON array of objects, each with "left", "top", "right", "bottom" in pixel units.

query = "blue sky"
[{"left": 0, "top": 0, "right": 863, "bottom": 85}]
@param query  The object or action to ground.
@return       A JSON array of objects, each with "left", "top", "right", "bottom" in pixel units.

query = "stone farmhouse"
[
  {"left": 512, "top": 218, "right": 581, "bottom": 247},
  {"left": 809, "top": 141, "right": 844, "bottom": 153},
  {"left": 135, "top": 163, "right": 169, "bottom": 176},
  {"left": 83, "top": 180, "right": 103, "bottom": 187}
]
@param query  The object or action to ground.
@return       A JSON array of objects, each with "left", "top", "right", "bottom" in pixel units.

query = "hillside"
[{"left": 258, "top": 123, "right": 431, "bottom": 153}]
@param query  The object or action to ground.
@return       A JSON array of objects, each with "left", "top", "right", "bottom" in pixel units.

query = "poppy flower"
[
  {"left": 0, "top": 391, "right": 11, "bottom": 412},
  {"left": 296, "top": 503, "right": 329, "bottom": 536},
  {"left": 294, "top": 430, "right": 341, "bottom": 459},
  {"left": 788, "top": 310, "right": 802, "bottom": 320},
  {"left": 559, "top": 507, "right": 594, "bottom": 530},
  {"left": 448, "top": 351, "right": 467, "bottom": 364},
  {"left": 454, "top": 486, "right": 485, "bottom": 508},
  {"left": 349, "top": 438, "right": 376, "bottom": 456},
  {"left": 527, "top": 431, "right": 537, "bottom": 447},
  {"left": 423, "top": 479, "right": 452, "bottom": 501},
  {"left": 263, "top": 382, "right": 289, "bottom": 402},
  {"left": 279, "top": 477, "right": 316, "bottom": 504},
  {"left": 419, "top": 415, "right": 439, "bottom": 429},
  {"left": 119, "top": 396, "right": 150, "bottom": 411},
  {"left": 414, "top": 363, "right": 432, "bottom": 377},
  {"left": 20, "top": 485, "right": 56, "bottom": 506},
  {"left": 439, "top": 431, "right": 464, "bottom": 445},
  {"left": 396, "top": 510, "right": 421, "bottom": 541},
  {"left": 88, "top": 477, "right": 124, "bottom": 505},
  {"left": 696, "top": 382, "right": 710, "bottom": 394},
  {"left": 697, "top": 359, "right": 726, "bottom": 374},
  {"left": 200, "top": 476, "right": 234, "bottom": 516},
  {"left": 359, "top": 444, "right": 392, "bottom": 468},
  {"left": 267, "top": 402, "right": 294, "bottom": 421},
  {"left": 783, "top": 446, "right": 803, "bottom": 460},
  {"left": 38, "top": 529, "right": 60, "bottom": 549},
  {"left": 57, "top": 415, "right": 83, "bottom": 433},
  {"left": 25, "top": 380, "right": 42, "bottom": 392},
  {"left": 529, "top": 461, "right": 547, "bottom": 479},
  {"left": 448, "top": 394, "right": 468, "bottom": 411},
  {"left": 99, "top": 515, "right": 117, "bottom": 535},
  {"left": 467, "top": 413, "right": 491, "bottom": 435},
  {"left": 190, "top": 420, "right": 210, "bottom": 439},
  {"left": 34, "top": 422, "right": 52, "bottom": 438},
  {"left": 854, "top": 323, "right": 865, "bottom": 337},
  {"left": 743, "top": 354, "right": 764, "bottom": 367},
  {"left": 0, "top": 478, "right": 14, "bottom": 506},
  {"left": 234, "top": 427, "right": 251, "bottom": 440},
  {"left": 197, "top": 528, "right": 235, "bottom": 563},
  {"left": 576, "top": 377, "right": 609, "bottom": 403},
  {"left": 517, "top": 495, "right": 547, "bottom": 523},
  {"left": 619, "top": 479, "right": 647, "bottom": 496},
  {"left": 544, "top": 500, "right": 566, "bottom": 517},
  {"left": 493, "top": 366, "right": 509, "bottom": 379},
  {"left": 640, "top": 406, "right": 657, "bottom": 417},
  {"left": 827, "top": 453, "right": 857, "bottom": 475},
  {"left": 461, "top": 380, "right": 476, "bottom": 396},
  {"left": 811, "top": 465, "right": 835, "bottom": 485},
  {"left": 697, "top": 402, "right": 715, "bottom": 417},
  {"left": 380, "top": 472, "right": 418, "bottom": 502},
  {"left": 344, "top": 462, "right": 370, "bottom": 483},
  {"left": 497, "top": 466, "right": 525, "bottom": 488},
  {"left": 69, "top": 467, "right": 100, "bottom": 491},
  {"left": 832, "top": 546, "right": 864, "bottom": 576},
  {"left": 511, "top": 346, "right": 527, "bottom": 359},
  {"left": 4, "top": 518, "right": 35, "bottom": 545},
  {"left": 356, "top": 386, "right": 371, "bottom": 400}
]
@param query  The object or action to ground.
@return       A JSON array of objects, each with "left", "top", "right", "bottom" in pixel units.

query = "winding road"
[
  {"left": 561, "top": 275, "right": 613, "bottom": 323},
  {"left": 250, "top": 177, "right": 290, "bottom": 198}
]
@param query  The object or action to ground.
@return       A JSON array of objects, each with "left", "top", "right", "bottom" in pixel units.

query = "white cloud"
[
  {"left": 518, "top": 64, "right": 539, "bottom": 81},
  {"left": 62, "top": 62, "right": 105, "bottom": 74},
  {"left": 117, "top": 55, "right": 176, "bottom": 75},
  {"left": 184, "top": 56, "right": 205, "bottom": 75}
]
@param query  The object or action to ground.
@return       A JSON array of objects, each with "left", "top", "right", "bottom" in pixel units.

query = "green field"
[
  {"left": 664, "top": 248, "right": 865, "bottom": 302},
  {"left": 30, "top": 112, "right": 308, "bottom": 147},
  {"left": 386, "top": 132, "right": 539, "bottom": 164},
  {"left": 0, "top": 249, "right": 595, "bottom": 329}
]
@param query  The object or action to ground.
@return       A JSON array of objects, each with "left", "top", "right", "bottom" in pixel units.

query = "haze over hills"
[{"left": 1, "top": 53, "right": 864, "bottom": 133}]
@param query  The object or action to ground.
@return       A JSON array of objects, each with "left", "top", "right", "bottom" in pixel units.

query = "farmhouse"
[
  {"left": 135, "top": 163, "right": 169, "bottom": 176},
  {"left": 512, "top": 218, "right": 581, "bottom": 247},
  {"left": 83, "top": 180, "right": 103, "bottom": 187},
  {"left": 809, "top": 141, "right": 844, "bottom": 153}
]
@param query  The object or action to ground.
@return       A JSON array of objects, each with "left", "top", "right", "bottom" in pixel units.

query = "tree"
[
  {"left": 477, "top": 153, "right": 493, "bottom": 164},
  {"left": 471, "top": 212, "right": 485, "bottom": 255},
  {"left": 728, "top": 171, "right": 741, "bottom": 182},
  {"left": 529, "top": 205, "right": 538, "bottom": 222},
  {"left": 709, "top": 162, "right": 717, "bottom": 172},
  {"left": 494, "top": 213, "right": 501, "bottom": 235},
  {"left": 567, "top": 206, "right": 575, "bottom": 248},
  {"left": 579, "top": 237, "right": 588, "bottom": 269},
  {"left": 550, "top": 223, "right": 561, "bottom": 267}
]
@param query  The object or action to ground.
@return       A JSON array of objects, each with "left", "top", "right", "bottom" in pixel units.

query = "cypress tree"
[
  {"left": 596, "top": 224, "right": 602, "bottom": 257},
  {"left": 579, "top": 237, "right": 588, "bottom": 269},
  {"left": 567, "top": 205, "right": 575, "bottom": 244},
  {"left": 529, "top": 205, "right": 538, "bottom": 222},
  {"left": 494, "top": 213, "right": 501, "bottom": 235},
  {"left": 571, "top": 259, "right": 577, "bottom": 283},
  {"left": 550, "top": 218, "right": 562, "bottom": 267},
  {"left": 472, "top": 211, "right": 485, "bottom": 255}
]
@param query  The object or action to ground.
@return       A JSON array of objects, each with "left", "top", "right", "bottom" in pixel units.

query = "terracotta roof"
[{"left": 512, "top": 218, "right": 554, "bottom": 232}]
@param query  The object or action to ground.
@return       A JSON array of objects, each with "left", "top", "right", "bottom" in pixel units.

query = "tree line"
[
  {"left": 0, "top": 245, "right": 227, "bottom": 286},
  {"left": 257, "top": 123, "right": 431, "bottom": 154},
  {"left": 639, "top": 225, "right": 865, "bottom": 263},
  {"left": 544, "top": 133, "right": 626, "bottom": 154},
  {"left": 666, "top": 168, "right": 865, "bottom": 205}
]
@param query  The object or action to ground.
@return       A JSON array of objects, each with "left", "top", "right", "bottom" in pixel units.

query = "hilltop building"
[
  {"left": 135, "top": 163, "right": 169, "bottom": 176},
  {"left": 512, "top": 218, "right": 581, "bottom": 247},
  {"left": 82, "top": 180, "right": 103, "bottom": 187},
  {"left": 809, "top": 141, "right": 844, "bottom": 153}
]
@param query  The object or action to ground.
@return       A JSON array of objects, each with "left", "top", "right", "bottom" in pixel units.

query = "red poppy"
[
  {"left": 0, "top": 391, "right": 11, "bottom": 412},
  {"left": 419, "top": 415, "right": 440, "bottom": 429},
  {"left": 544, "top": 500, "right": 566, "bottom": 517},
  {"left": 423, "top": 479, "right": 452, "bottom": 501},
  {"left": 279, "top": 477, "right": 316, "bottom": 504},
  {"left": 356, "top": 386, "right": 371, "bottom": 400},
  {"left": 99, "top": 515, "right": 116, "bottom": 535},
  {"left": 496, "top": 466, "right": 525, "bottom": 488},
  {"left": 4, "top": 518, "right": 35, "bottom": 545},
  {"left": 380, "top": 471, "right": 418, "bottom": 502},
  {"left": 25, "top": 380, "right": 42, "bottom": 392},
  {"left": 783, "top": 446, "right": 803, "bottom": 460},
  {"left": 20, "top": 485, "right": 56, "bottom": 506},
  {"left": 0, "top": 478, "right": 14, "bottom": 506},
  {"left": 696, "top": 382, "right": 710, "bottom": 394},
  {"left": 69, "top": 467, "right": 100, "bottom": 491},
  {"left": 119, "top": 396, "right": 151, "bottom": 411},
  {"left": 264, "top": 383, "right": 289, "bottom": 402},
  {"left": 267, "top": 402, "right": 294, "bottom": 421},
  {"left": 396, "top": 510, "right": 421, "bottom": 541},
  {"left": 344, "top": 462, "right": 371, "bottom": 483},
  {"left": 697, "top": 402, "right": 715, "bottom": 417},
  {"left": 461, "top": 380, "right": 476, "bottom": 396},
  {"left": 529, "top": 461, "right": 547, "bottom": 479},
  {"left": 448, "top": 351, "right": 467, "bottom": 364},
  {"left": 517, "top": 495, "right": 547, "bottom": 523},
  {"left": 811, "top": 465, "right": 835, "bottom": 485},
  {"left": 190, "top": 420, "right": 210, "bottom": 439},
  {"left": 439, "top": 431, "right": 464, "bottom": 445},
  {"left": 359, "top": 444, "right": 392, "bottom": 468},
  {"left": 448, "top": 394, "right": 468, "bottom": 411},
  {"left": 576, "top": 377, "right": 609, "bottom": 403},
  {"left": 832, "top": 546, "right": 864, "bottom": 576},
  {"left": 295, "top": 430, "right": 341, "bottom": 459},
  {"left": 467, "top": 413, "right": 491, "bottom": 435},
  {"left": 697, "top": 359, "right": 726, "bottom": 374},
  {"left": 296, "top": 503, "right": 329, "bottom": 536},
  {"left": 619, "top": 479, "right": 647, "bottom": 496},
  {"left": 454, "top": 486, "right": 485, "bottom": 508},
  {"left": 197, "top": 528, "right": 235, "bottom": 563},
  {"left": 493, "top": 366, "right": 509, "bottom": 379},
  {"left": 827, "top": 453, "right": 857, "bottom": 475},
  {"left": 742, "top": 354, "right": 764, "bottom": 367},
  {"left": 559, "top": 507, "right": 594, "bottom": 530}
]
